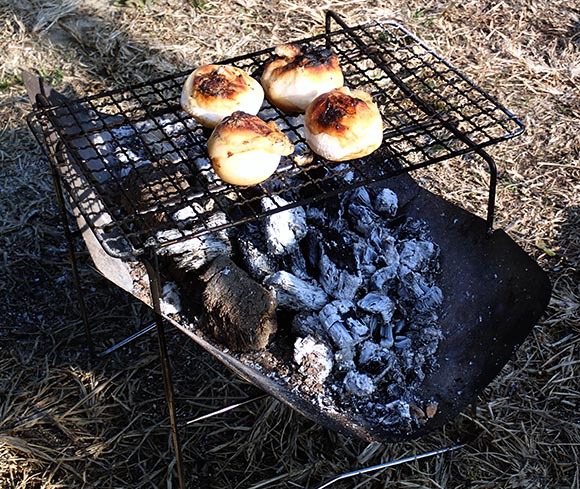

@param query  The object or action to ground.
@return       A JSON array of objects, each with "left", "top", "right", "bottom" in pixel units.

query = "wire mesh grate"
[{"left": 28, "top": 15, "right": 524, "bottom": 258}]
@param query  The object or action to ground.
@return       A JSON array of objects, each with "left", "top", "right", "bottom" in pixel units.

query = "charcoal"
[
  {"left": 373, "top": 188, "right": 398, "bottom": 217},
  {"left": 319, "top": 300, "right": 355, "bottom": 349},
  {"left": 264, "top": 271, "right": 328, "bottom": 312},
  {"left": 379, "top": 322, "right": 394, "bottom": 348},
  {"left": 345, "top": 186, "right": 372, "bottom": 207},
  {"left": 346, "top": 201, "right": 380, "bottom": 237},
  {"left": 318, "top": 232, "right": 364, "bottom": 300},
  {"left": 319, "top": 251, "right": 363, "bottom": 300},
  {"left": 302, "top": 229, "right": 323, "bottom": 270},
  {"left": 352, "top": 240, "right": 379, "bottom": 279},
  {"left": 291, "top": 313, "right": 327, "bottom": 340},
  {"left": 294, "top": 336, "right": 334, "bottom": 383},
  {"left": 369, "top": 229, "right": 400, "bottom": 278},
  {"left": 398, "top": 239, "right": 439, "bottom": 275},
  {"left": 345, "top": 317, "right": 369, "bottom": 341},
  {"left": 394, "top": 336, "right": 412, "bottom": 349},
  {"left": 281, "top": 248, "right": 310, "bottom": 280},
  {"left": 362, "top": 314, "right": 380, "bottom": 337},
  {"left": 262, "top": 196, "right": 307, "bottom": 255},
  {"left": 394, "top": 318, "right": 406, "bottom": 334},
  {"left": 305, "top": 206, "right": 327, "bottom": 226},
  {"left": 343, "top": 371, "right": 376, "bottom": 397},
  {"left": 358, "top": 341, "right": 396, "bottom": 371},
  {"left": 357, "top": 292, "right": 396, "bottom": 324},
  {"left": 398, "top": 272, "right": 443, "bottom": 323},
  {"left": 370, "top": 266, "right": 397, "bottom": 292},
  {"left": 156, "top": 226, "right": 232, "bottom": 272},
  {"left": 237, "top": 224, "right": 278, "bottom": 281},
  {"left": 398, "top": 217, "right": 431, "bottom": 241}
]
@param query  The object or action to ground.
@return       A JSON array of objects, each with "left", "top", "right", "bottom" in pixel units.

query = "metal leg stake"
[
  {"left": 49, "top": 160, "right": 95, "bottom": 357},
  {"left": 143, "top": 252, "right": 186, "bottom": 489},
  {"left": 476, "top": 148, "right": 498, "bottom": 236}
]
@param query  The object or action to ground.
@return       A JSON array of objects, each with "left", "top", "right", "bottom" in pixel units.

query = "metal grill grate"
[{"left": 28, "top": 13, "right": 524, "bottom": 258}]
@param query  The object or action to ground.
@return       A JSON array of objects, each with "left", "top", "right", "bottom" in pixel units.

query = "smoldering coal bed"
[
  {"left": 33, "top": 104, "right": 550, "bottom": 442},
  {"left": 235, "top": 187, "right": 445, "bottom": 432},
  {"left": 93, "top": 112, "right": 447, "bottom": 432}
]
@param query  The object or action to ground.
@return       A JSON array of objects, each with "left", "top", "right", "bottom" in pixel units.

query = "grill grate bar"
[{"left": 29, "top": 14, "right": 524, "bottom": 258}]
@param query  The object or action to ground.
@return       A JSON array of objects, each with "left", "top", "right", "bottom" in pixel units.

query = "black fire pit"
[{"left": 27, "top": 7, "right": 551, "bottom": 474}]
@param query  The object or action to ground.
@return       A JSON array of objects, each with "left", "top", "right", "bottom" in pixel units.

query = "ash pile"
[
  {"left": 89, "top": 115, "right": 444, "bottom": 432},
  {"left": 233, "top": 185, "right": 444, "bottom": 431}
]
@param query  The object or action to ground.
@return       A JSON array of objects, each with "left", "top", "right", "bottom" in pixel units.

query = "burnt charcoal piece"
[
  {"left": 373, "top": 188, "right": 398, "bottom": 217},
  {"left": 318, "top": 300, "right": 356, "bottom": 349},
  {"left": 237, "top": 223, "right": 279, "bottom": 281},
  {"left": 357, "top": 292, "right": 396, "bottom": 323},
  {"left": 261, "top": 196, "right": 308, "bottom": 255},
  {"left": 122, "top": 159, "right": 190, "bottom": 227},
  {"left": 398, "top": 239, "right": 440, "bottom": 275},
  {"left": 397, "top": 217, "right": 431, "bottom": 241},
  {"left": 291, "top": 313, "right": 328, "bottom": 340},
  {"left": 346, "top": 201, "right": 381, "bottom": 237},
  {"left": 155, "top": 212, "right": 232, "bottom": 273},
  {"left": 264, "top": 270, "right": 328, "bottom": 311},
  {"left": 201, "top": 255, "right": 278, "bottom": 352},
  {"left": 318, "top": 230, "right": 364, "bottom": 299}
]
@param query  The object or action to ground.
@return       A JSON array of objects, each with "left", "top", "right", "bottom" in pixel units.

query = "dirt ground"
[{"left": 0, "top": 0, "right": 578, "bottom": 488}]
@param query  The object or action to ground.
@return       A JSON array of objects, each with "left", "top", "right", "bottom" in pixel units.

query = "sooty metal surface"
[
  {"left": 174, "top": 173, "right": 551, "bottom": 442},
  {"left": 28, "top": 12, "right": 524, "bottom": 258}
]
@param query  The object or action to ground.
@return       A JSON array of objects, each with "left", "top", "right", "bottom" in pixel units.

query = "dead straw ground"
[{"left": 0, "top": 0, "right": 578, "bottom": 488}]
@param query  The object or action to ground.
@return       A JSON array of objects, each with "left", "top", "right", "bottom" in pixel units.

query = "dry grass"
[{"left": 0, "top": 0, "right": 579, "bottom": 487}]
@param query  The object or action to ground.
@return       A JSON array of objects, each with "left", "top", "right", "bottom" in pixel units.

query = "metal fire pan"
[{"left": 168, "top": 172, "right": 551, "bottom": 442}]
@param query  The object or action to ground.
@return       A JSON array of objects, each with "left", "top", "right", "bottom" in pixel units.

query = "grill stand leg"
[
  {"left": 49, "top": 159, "right": 95, "bottom": 357},
  {"left": 143, "top": 252, "right": 186, "bottom": 489},
  {"left": 476, "top": 148, "right": 498, "bottom": 236}
]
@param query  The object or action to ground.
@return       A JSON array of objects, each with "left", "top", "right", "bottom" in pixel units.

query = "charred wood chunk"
[
  {"left": 264, "top": 271, "right": 328, "bottom": 312},
  {"left": 201, "top": 256, "right": 277, "bottom": 352},
  {"left": 237, "top": 223, "right": 279, "bottom": 281},
  {"left": 261, "top": 196, "right": 307, "bottom": 256},
  {"left": 318, "top": 231, "right": 364, "bottom": 300},
  {"left": 122, "top": 159, "right": 191, "bottom": 227},
  {"left": 373, "top": 188, "right": 398, "bottom": 217}
]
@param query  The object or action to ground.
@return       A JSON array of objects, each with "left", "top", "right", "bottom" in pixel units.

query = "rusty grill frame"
[{"left": 28, "top": 11, "right": 524, "bottom": 259}]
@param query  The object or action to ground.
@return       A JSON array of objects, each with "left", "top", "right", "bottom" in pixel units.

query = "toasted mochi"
[
  {"left": 181, "top": 64, "right": 264, "bottom": 128},
  {"left": 304, "top": 87, "right": 383, "bottom": 162},
  {"left": 261, "top": 44, "right": 344, "bottom": 113},
  {"left": 208, "top": 111, "right": 294, "bottom": 186}
]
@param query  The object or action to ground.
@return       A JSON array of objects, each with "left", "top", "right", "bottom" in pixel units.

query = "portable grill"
[{"left": 27, "top": 11, "right": 551, "bottom": 486}]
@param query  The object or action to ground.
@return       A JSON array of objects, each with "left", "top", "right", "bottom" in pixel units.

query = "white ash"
[
  {"left": 160, "top": 282, "right": 182, "bottom": 316},
  {"left": 237, "top": 224, "right": 279, "bottom": 281},
  {"left": 264, "top": 271, "right": 328, "bottom": 312},
  {"left": 155, "top": 210, "right": 232, "bottom": 272},
  {"left": 294, "top": 336, "right": 333, "bottom": 384},
  {"left": 343, "top": 371, "right": 376, "bottom": 397}
]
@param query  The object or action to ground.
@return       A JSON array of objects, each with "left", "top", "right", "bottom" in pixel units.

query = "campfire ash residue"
[
  {"left": 101, "top": 115, "right": 443, "bottom": 432},
  {"left": 237, "top": 185, "right": 444, "bottom": 431}
]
